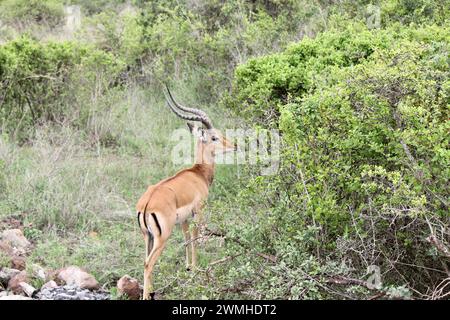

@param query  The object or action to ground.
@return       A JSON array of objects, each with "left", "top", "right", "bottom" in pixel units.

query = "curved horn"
[
  {"left": 165, "top": 85, "right": 208, "bottom": 117},
  {"left": 165, "top": 99, "right": 204, "bottom": 123},
  {"left": 164, "top": 85, "right": 213, "bottom": 129}
]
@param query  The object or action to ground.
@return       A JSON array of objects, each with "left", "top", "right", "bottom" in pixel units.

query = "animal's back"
[{"left": 136, "top": 169, "right": 208, "bottom": 215}]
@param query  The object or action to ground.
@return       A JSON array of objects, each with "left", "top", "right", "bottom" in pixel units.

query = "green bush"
[
  {"left": 380, "top": 0, "right": 449, "bottom": 25},
  {"left": 229, "top": 23, "right": 449, "bottom": 122},
  {"left": 0, "top": 36, "right": 123, "bottom": 141},
  {"left": 77, "top": 10, "right": 145, "bottom": 66},
  {"left": 68, "top": 0, "right": 130, "bottom": 15},
  {"left": 135, "top": 0, "right": 332, "bottom": 101},
  {"left": 0, "top": 0, "right": 65, "bottom": 27},
  {"left": 223, "top": 23, "right": 449, "bottom": 297},
  {"left": 0, "top": 0, "right": 448, "bottom": 300},
  {"left": 326, "top": 0, "right": 449, "bottom": 27}
]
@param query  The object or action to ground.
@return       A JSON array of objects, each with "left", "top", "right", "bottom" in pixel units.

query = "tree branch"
[{"left": 426, "top": 235, "right": 450, "bottom": 259}]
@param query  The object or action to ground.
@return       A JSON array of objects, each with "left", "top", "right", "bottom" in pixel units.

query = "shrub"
[
  {"left": 0, "top": 0, "right": 65, "bottom": 28},
  {"left": 380, "top": 0, "right": 449, "bottom": 25},
  {"left": 224, "top": 23, "right": 449, "bottom": 297},
  {"left": 68, "top": 0, "right": 130, "bottom": 15},
  {"left": 76, "top": 9, "right": 144, "bottom": 65},
  {"left": 0, "top": 36, "right": 124, "bottom": 141}
]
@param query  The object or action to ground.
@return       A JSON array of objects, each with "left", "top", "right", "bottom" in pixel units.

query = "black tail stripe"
[
  {"left": 151, "top": 213, "right": 162, "bottom": 235},
  {"left": 137, "top": 212, "right": 141, "bottom": 228}
]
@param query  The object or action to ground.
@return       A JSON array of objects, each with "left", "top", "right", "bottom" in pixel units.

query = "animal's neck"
[
  {"left": 193, "top": 142, "right": 215, "bottom": 185},
  {"left": 192, "top": 163, "right": 215, "bottom": 186}
]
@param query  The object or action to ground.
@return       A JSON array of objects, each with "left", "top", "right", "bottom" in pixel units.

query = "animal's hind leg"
[
  {"left": 139, "top": 212, "right": 153, "bottom": 257},
  {"left": 144, "top": 230, "right": 153, "bottom": 257},
  {"left": 142, "top": 231, "right": 153, "bottom": 300},
  {"left": 142, "top": 213, "right": 173, "bottom": 300},
  {"left": 143, "top": 238, "right": 166, "bottom": 300},
  {"left": 140, "top": 212, "right": 155, "bottom": 299}
]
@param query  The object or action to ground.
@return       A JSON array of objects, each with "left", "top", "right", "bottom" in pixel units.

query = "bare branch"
[{"left": 426, "top": 235, "right": 450, "bottom": 259}]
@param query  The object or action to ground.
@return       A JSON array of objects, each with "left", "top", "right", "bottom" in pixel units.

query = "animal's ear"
[
  {"left": 187, "top": 123, "right": 205, "bottom": 139},
  {"left": 198, "top": 127, "right": 207, "bottom": 142},
  {"left": 187, "top": 122, "right": 195, "bottom": 133}
]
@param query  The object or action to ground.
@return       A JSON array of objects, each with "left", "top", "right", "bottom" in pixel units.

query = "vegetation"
[
  {"left": 0, "top": 0, "right": 65, "bottom": 27},
  {"left": 0, "top": 0, "right": 448, "bottom": 299},
  {"left": 0, "top": 37, "right": 123, "bottom": 141},
  {"left": 227, "top": 23, "right": 449, "bottom": 298}
]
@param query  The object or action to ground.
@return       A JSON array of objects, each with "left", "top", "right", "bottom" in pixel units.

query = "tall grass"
[{"left": 0, "top": 79, "right": 242, "bottom": 297}]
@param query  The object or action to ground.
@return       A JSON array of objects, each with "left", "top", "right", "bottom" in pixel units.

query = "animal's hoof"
[{"left": 150, "top": 292, "right": 156, "bottom": 300}]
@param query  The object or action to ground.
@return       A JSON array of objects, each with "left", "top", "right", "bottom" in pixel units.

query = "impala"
[{"left": 136, "top": 87, "right": 236, "bottom": 300}]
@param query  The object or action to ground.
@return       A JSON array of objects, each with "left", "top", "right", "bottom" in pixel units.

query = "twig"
[
  {"left": 204, "top": 226, "right": 277, "bottom": 264},
  {"left": 426, "top": 235, "right": 450, "bottom": 259},
  {"left": 369, "top": 292, "right": 386, "bottom": 300},
  {"left": 255, "top": 252, "right": 277, "bottom": 264},
  {"left": 326, "top": 275, "right": 368, "bottom": 287},
  {"left": 208, "top": 253, "right": 243, "bottom": 268}
]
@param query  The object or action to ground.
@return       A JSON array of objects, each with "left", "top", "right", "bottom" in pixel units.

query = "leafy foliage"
[
  {"left": 0, "top": 36, "right": 123, "bottom": 140},
  {"left": 225, "top": 23, "right": 449, "bottom": 297},
  {"left": 0, "top": 0, "right": 64, "bottom": 27},
  {"left": 0, "top": 0, "right": 448, "bottom": 300}
]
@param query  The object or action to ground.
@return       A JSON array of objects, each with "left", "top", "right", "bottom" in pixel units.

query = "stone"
[
  {"left": 7, "top": 270, "right": 29, "bottom": 294},
  {"left": 19, "top": 282, "right": 36, "bottom": 297},
  {"left": 0, "top": 217, "right": 22, "bottom": 229},
  {"left": 41, "top": 280, "right": 58, "bottom": 290},
  {"left": 0, "top": 268, "right": 21, "bottom": 287},
  {"left": 0, "top": 240, "right": 14, "bottom": 256},
  {"left": 56, "top": 266, "right": 99, "bottom": 290},
  {"left": 0, "top": 240, "right": 26, "bottom": 262},
  {"left": 1, "top": 229, "right": 30, "bottom": 250},
  {"left": 117, "top": 275, "right": 141, "bottom": 300},
  {"left": 0, "top": 295, "right": 33, "bottom": 300},
  {"left": 0, "top": 239, "right": 27, "bottom": 269},
  {"left": 31, "top": 264, "right": 47, "bottom": 281},
  {"left": 36, "top": 284, "right": 109, "bottom": 300},
  {"left": 10, "top": 255, "right": 26, "bottom": 270}
]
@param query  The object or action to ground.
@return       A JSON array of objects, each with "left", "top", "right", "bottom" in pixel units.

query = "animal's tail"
[{"left": 137, "top": 204, "right": 162, "bottom": 239}]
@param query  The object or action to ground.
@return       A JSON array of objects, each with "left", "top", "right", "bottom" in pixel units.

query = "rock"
[
  {"left": 0, "top": 239, "right": 27, "bottom": 270},
  {"left": 37, "top": 284, "right": 109, "bottom": 300},
  {"left": 31, "top": 264, "right": 47, "bottom": 281},
  {"left": 0, "top": 240, "right": 14, "bottom": 256},
  {"left": 56, "top": 266, "right": 99, "bottom": 290},
  {"left": 0, "top": 295, "right": 33, "bottom": 300},
  {"left": 0, "top": 268, "right": 21, "bottom": 287},
  {"left": 56, "top": 293, "right": 74, "bottom": 300},
  {"left": 117, "top": 275, "right": 141, "bottom": 300},
  {"left": 7, "top": 270, "right": 29, "bottom": 294},
  {"left": 41, "top": 280, "right": 58, "bottom": 290},
  {"left": 10, "top": 255, "right": 26, "bottom": 270},
  {"left": 1, "top": 229, "right": 30, "bottom": 250},
  {"left": 0, "top": 217, "right": 22, "bottom": 230},
  {"left": 19, "top": 282, "right": 36, "bottom": 297}
]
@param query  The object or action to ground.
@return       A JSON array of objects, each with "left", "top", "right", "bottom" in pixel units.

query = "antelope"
[{"left": 136, "top": 87, "right": 236, "bottom": 300}]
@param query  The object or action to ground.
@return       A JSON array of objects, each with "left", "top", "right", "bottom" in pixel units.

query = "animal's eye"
[{"left": 211, "top": 136, "right": 218, "bottom": 142}]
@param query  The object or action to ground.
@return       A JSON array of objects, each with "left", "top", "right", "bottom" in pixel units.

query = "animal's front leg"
[
  {"left": 191, "top": 209, "right": 204, "bottom": 268},
  {"left": 181, "top": 221, "right": 192, "bottom": 271},
  {"left": 191, "top": 223, "right": 199, "bottom": 268}
]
